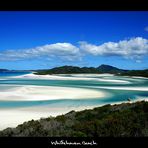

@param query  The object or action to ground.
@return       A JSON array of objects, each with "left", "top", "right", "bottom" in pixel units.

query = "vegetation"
[
  {"left": 35, "top": 66, "right": 99, "bottom": 75},
  {"left": 35, "top": 64, "right": 126, "bottom": 75},
  {"left": 34, "top": 64, "right": 148, "bottom": 78},
  {"left": 0, "top": 101, "right": 148, "bottom": 137},
  {"left": 120, "top": 69, "right": 148, "bottom": 78},
  {"left": 1, "top": 64, "right": 147, "bottom": 77},
  {"left": 97, "top": 64, "right": 127, "bottom": 74}
]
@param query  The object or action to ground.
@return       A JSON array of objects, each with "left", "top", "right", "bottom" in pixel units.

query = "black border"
[
  {"left": 0, "top": 0, "right": 147, "bottom": 10},
  {"left": 0, "top": 0, "right": 148, "bottom": 148},
  {"left": 0, "top": 137, "right": 148, "bottom": 147}
]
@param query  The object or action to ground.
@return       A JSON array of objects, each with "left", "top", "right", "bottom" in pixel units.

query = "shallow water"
[{"left": 0, "top": 72, "right": 148, "bottom": 109}]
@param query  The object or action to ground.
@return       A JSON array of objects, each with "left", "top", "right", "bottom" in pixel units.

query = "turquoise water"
[{"left": 0, "top": 72, "right": 148, "bottom": 109}]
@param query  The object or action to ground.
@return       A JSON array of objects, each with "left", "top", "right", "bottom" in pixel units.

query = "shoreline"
[
  {"left": 13, "top": 73, "right": 131, "bottom": 84},
  {"left": 0, "top": 98, "right": 147, "bottom": 131},
  {"left": 0, "top": 105, "right": 103, "bottom": 130},
  {"left": 0, "top": 73, "right": 147, "bottom": 130}
]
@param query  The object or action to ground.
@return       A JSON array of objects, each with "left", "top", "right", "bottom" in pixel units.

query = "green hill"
[
  {"left": 34, "top": 64, "right": 148, "bottom": 78},
  {"left": 35, "top": 65, "right": 99, "bottom": 75},
  {"left": 97, "top": 64, "right": 127, "bottom": 74},
  {"left": 35, "top": 64, "right": 127, "bottom": 75}
]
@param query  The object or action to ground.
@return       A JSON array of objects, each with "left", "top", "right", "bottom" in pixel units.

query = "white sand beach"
[
  {"left": 0, "top": 104, "right": 99, "bottom": 130},
  {"left": 0, "top": 85, "right": 107, "bottom": 101},
  {"left": 65, "top": 73, "right": 114, "bottom": 77},
  {"left": 131, "top": 76, "right": 148, "bottom": 79},
  {"left": 0, "top": 74, "right": 114, "bottom": 130},
  {"left": 0, "top": 83, "right": 109, "bottom": 130},
  {"left": 91, "top": 86, "right": 148, "bottom": 91},
  {"left": 0, "top": 73, "right": 147, "bottom": 130},
  {"left": 0, "top": 97, "right": 147, "bottom": 130},
  {"left": 14, "top": 73, "right": 130, "bottom": 84}
]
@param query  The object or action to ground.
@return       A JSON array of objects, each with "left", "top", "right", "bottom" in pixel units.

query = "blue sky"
[{"left": 0, "top": 11, "right": 147, "bottom": 70}]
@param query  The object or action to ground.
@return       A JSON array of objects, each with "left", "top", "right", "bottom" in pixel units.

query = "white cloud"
[
  {"left": 0, "top": 43, "right": 81, "bottom": 61},
  {"left": 0, "top": 37, "right": 147, "bottom": 63},
  {"left": 79, "top": 37, "right": 148, "bottom": 60}
]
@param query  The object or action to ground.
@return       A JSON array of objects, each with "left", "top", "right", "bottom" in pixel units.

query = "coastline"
[
  {"left": 0, "top": 98, "right": 147, "bottom": 131},
  {"left": 0, "top": 73, "right": 147, "bottom": 130},
  {"left": 0, "top": 104, "right": 98, "bottom": 130}
]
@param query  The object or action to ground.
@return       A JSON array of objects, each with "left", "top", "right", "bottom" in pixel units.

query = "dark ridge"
[
  {"left": 1, "top": 64, "right": 148, "bottom": 77},
  {"left": 34, "top": 64, "right": 127, "bottom": 75},
  {"left": 97, "top": 64, "right": 127, "bottom": 74},
  {"left": 0, "top": 69, "right": 9, "bottom": 72}
]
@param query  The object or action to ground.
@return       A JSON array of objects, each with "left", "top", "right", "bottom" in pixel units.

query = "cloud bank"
[
  {"left": 79, "top": 37, "right": 148, "bottom": 60},
  {"left": 0, "top": 37, "right": 147, "bottom": 62}
]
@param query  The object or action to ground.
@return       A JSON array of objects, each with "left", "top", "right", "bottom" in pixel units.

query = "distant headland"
[
  {"left": 1, "top": 64, "right": 148, "bottom": 77},
  {"left": 34, "top": 64, "right": 148, "bottom": 78}
]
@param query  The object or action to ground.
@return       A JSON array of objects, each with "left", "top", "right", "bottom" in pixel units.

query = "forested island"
[
  {"left": 1, "top": 64, "right": 147, "bottom": 77},
  {"left": 0, "top": 101, "right": 148, "bottom": 137},
  {"left": 120, "top": 69, "right": 148, "bottom": 78},
  {"left": 34, "top": 64, "right": 148, "bottom": 78}
]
